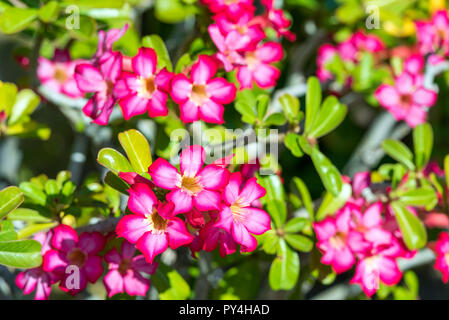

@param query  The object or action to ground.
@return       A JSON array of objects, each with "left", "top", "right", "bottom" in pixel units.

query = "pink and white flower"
[
  {"left": 375, "top": 71, "right": 437, "bottom": 127},
  {"left": 236, "top": 42, "right": 283, "bottom": 89},
  {"left": 38, "top": 49, "right": 85, "bottom": 98},
  {"left": 75, "top": 51, "right": 123, "bottom": 125},
  {"left": 416, "top": 10, "right": 449, "bottom": 56},
  {"left": 103, "top": 240, "right": 158, "bottom": 297},
  {"left": 215, "top": 172, "right": 271, "bottom": 252},
  {"left": 43, "top": 225, "right": 105, "bottom": 295},
  {"left": 171, "top": 55, "right": 237, "bottom": 124},
  {"left": 116, "top": 182, "right": 193, "bottom": 263},
  {"left": 149, "top": 145, "right": 230, "bottom": 214},
  {"left": 432, "top": 232, "right": 449, "bottom": 283},
  {"left": 114, "top": 47, "right": 172, "bottom": 119},
  {"left": 15, "top": 231, "right": 60, "bottom": 300},
  {"left": 200, "top": 220, "right": 237, "bottom": 257}
]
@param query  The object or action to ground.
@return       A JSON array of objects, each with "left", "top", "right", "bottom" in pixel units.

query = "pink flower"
[
  {"left": 375, "top": 71, "right": 437, "bottom": 127},
  {"left": 236, "top": 42, "right": 283, "bottom": 89},
  {"left": 316, "top": 44, "right": 338, "bottom": 82},
  {"left": 261, "top": 0, "right": 296, "bottom": 41},
  {"left": 403, "top": 54, "right": 425, "bottom": 76},
  {"left": 75, "top": 51, "right": 123, "bottom": 125},
  {"left": 313, "top": 207, "right": 365, "bottom": 273},
  {"left": 350, "top": 239, "right": 404, "bottom": 297},
  {"left": 116, "top": 182, "right": 193, "bottom": 263},
  {"left": 15, "top": 231, "right": 60, "bottom": 300},
  {"left": 148, "top": 145, "right": 230, "bottom": 214},
  {"left": 114, "top": 47, "right": 172, "bottom": 120},
  {"left": 200, "top": 220, "right": 237, "bottom": 257},
  {"left": 94, "top": 24, "right": 129, "bottom": 59},
  {"left": 208, "top": 24, "right": 249, "bottom": 72},
  {"left": 337, "top": 31, "right": 385, "bottom": 63},
  {"left": 215, "top": 172, "right": 271, "bottom": 252},
  {"left": 201, "top": 0, "right": 254, "bottom": 16},
  {"left": 43, "top": 225, "right": 105, "bottom": 295},
  {"left": 171, "top": 55, "right": 237, "bottom": 124},
  {"left": 37, "top": 49, "right": 85, "bottom": 98},
  {"left": 213, "top": 11, "right": 265, "bottom": 49},
  {"left": 432, "top": 232, "right": 449, "bottom": 283},
  {"left": 103, "top": 240, "right": 158, "bottom": 297},
  {"left": 416, "top": 10, "right": 449, "bottom": 56}
]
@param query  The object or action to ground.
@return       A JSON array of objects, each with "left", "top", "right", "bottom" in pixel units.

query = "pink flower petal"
[
  {"left": 191, "top": 55, "right": 217, "bottom": 84},
  {"left": 197, "top": 165, "right": 230, "bottom": 190},
  {"left": 78, "top": 232, "right": 105, "bottom": 255},
  {"left": 253, "top": 64, "right": 280, "bottom": 89},
  {"left": 83, "top": 255, "right": 104, "bottom": 283},
  {"left": 171, "top": 74, "right": 192, "bottom": 103},
  {"left": 136, "top": 232, "right": 168, "bottom": 263},
  {"left": 179, "top": 100, "right": 200, "bottom": 123},
  {"left": 132, "top": 47, "right": 157, "bottom": 77},
  {"left": 256, "top": 42, "right": 284, "bottom": 63},
  {"left": 103, "top": 270, "right": 124, "bottom": 298},
  {"left": 180, "top": 145, "right": 205, "bottom": 177},
  {"left": 74, "top": 64, "right": 106, "bottom": 92},
  {"left": 199, "top": 99, "right": 225, "bottom": 124},
  {"left": 241, "top": 207, "right": 271, "bottom": 235},
  {"left": 127, "top": 182, "right": 158, "bottom": 216},
  {"left": 239, "top": 177, "right": 266, "bottom": 206},
  {"left": 148, "top": 90, "right": 168, "bottom": 117},
  {"left": 193, "top": 190, "right": 221, "bottom": 211},
  {"left": 116, "top": 214, "right": 151, "bottom": 244},
  {"left": 206, "top": 78, "right": 236, "bottom": 104},
  {"left": 375, "top": 84, "right": 400, "bottom": 108},
  {"left": 166, "top": 217, "right": 194, "bottom": 249},
  {"left": 231, "top": 222, "right": 257, "bottom": 251},
  {"left": 51, "top": 224, "right": 78, "bottom": 252},
  {"left": 148, "top": 158, "right": 180, "bottom": 190},
  {"left": 123, "top": 271, "right": 150, "bottom": 296},
  {"left": 166, "top": 189, "right": 193, "bottom": 214},
  {"left": 412, "top": 88, "right": 437, "bottom": 106},
  {"left": 119, "top": 94, "right": 149, "bottom": 120}
]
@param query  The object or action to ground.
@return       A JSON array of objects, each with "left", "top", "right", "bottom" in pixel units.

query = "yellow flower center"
[
  {"left": 180, "top": 175, "right": 203, "bottom": 195},
  {"left": 54, "top": 67, "right": 68, "bottom": 83},
  {"left": 137, "top": 76, "right": 156, "bottom": 99},
  {"left": 148, "top": 210, "right": 168, "bottom": 234},
  {"left": 191, "top": 84, "right": 209, "bottom": 105},
  {"left": 67, "top": 248, "right": 87, "bottom": 267}
]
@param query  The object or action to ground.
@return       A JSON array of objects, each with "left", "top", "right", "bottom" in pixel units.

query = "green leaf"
[
  {"left": 61, "top": 0, "right": 125, "bottom": 8},
  {"left": 118, "top": 129, "right": 152, "bottom": 174},
  {"left": 279, "top": 94, "right": 300, "bottom": 124},
  {"left": 445, "top": 155, "right": 449, "bottom": 190},
  {"left": 0, "top": 7, "right": 38, "bottom": 34},
  {"left": 397, "top": 186, "right": 438, "bottom": 211},
  {"left": 264, "top": 113, "right": 286, "bottom": 126},
  {"left": 308, "top": 96, "right": 347, "bottom": 139},
  {"left": 311, "top": 148, "right": 343, "bottom": 196},
  {"left": 382, "top": 140, "right": 415, "bottom": 171},
  {"left": 284, "top": 217, "right": 309, "bottom": 233},
  {"left": 38, "top": 1, "right": 59, "bottom": 23},
  {"left": 154, "top": 269, "right": 191, "bottom": 300},
  {"left": 256, "top": 94, "right": 270, "bottom": 120},
  {"left": 305, "top": 77, "right": 321, "bottom": 133},
  {"left": 284, "top": 133, "right": 303, "bottom": 158},
  {"left": 269, "top": 240, "right": 300, "bottom": 291},
  {"left": 258, "top": 174, "right": 285, "bottom": 205},
  {"left": 0, "top": 82, "right": 18, "bottom": 116},
  {"left": 97, "top": 148, "right": 134, "bottom": 175},
  {"left": 7, "top": 208, "right": 51, "bottom": 222},
  {"left": 0, "top": 239, "right": 42, "bottom": 268},
  {"left": 0, "top": 221, "right": 17, "bottom": 241},
  {"left": 235, "top": 100, "right": 256, "bottom": 124},
  {"left": 262, "top": 230, "right": 280, "bottom": 255},
  {"left": 104, "top": 171, "right": 129, "bottom": 195},
  {"left": 154, "top": 0, "right": 197, "bottom": 24},
  {"left": 413, "top": 123, "right": 433, "bottom": 170},
  {"left": 291, "top": 177, "right": 313, "bottom": 218},
  {"left": 17, "top": 222, "right": 56, "bottom": 239},
  {"left": 19, "top": 182, "right": 47, "bottom": 206},
  {"left": 391, "top": 202, "right": 427, "bottom": 250},
  {"left": 285, "top": 234, "right": 313, "bottom": 252},
  {"left": 175, "top": 53, "right": 191, "bottom": 73},
  {"left": 142, "top": 35, "right": 173, "bottom": 72},
  {"left": 0, "top": 186, "right": 24, "bottom": 220},
  {"left": 8, "top": 89, "right": 40, "bottom": 126},
  {"left": 266, "top": 200, "right": 287, "bottom": 228},
  {"left": 45, "top": 179, "right": 59, "bottom": 196},
  {"left": 316, "top": 183, "right": 352, "bottom": 221}
]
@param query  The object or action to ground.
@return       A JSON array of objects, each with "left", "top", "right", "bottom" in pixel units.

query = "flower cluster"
[
  {"left": 316, "top": 31, "right": 385, "bottom": 83},
  {"left": 313, "top": 173, "right": 415, "bottom": 297},
  {"left": 375, "top": 55, "right": 437, "bottom": 128},
  {"left": 115, "top": 145, "right": 271, "bottom": 263},
  {"left": 416, "top": 10, "right": 449, "bottom": 63},
  {"left": 206, "top": 0, "right": 288, "bottom": 90},
  {"left": 16, "top": 225, "right": 157, "bottom": 300}
]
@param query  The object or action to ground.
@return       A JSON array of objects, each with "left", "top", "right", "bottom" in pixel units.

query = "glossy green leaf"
[
  {"left": 413, "top": 123, "right": 433, "bottom": 170},
  {"left": 279, "top": 94, "right": 300, "bottom": 124},
  {"left": 284, "top": 217, "right": 309, "bottom": 233},
  {"left": 0, "top": 239, "right": 42, "bottom": 268},
  {"left": 154, "top": 0, "right": 197, "bottom": 24},
  {"left": 284, "top": 133, "right": 303, "bottom": 158},
  {"left": 382, "top": 139, "right": 415, "bottom": 171},
  {"left": 397, "top": 187, "right": 438, "bottom": 211},
  {"left": 38, "top": 1, "right": 59, "bottom": 23},
  {"left": 61, "top": 0, "right": 125, "bottom": 8},
  {"left": 118, "top": 129, "right": 152, "bottom": 174},
  {"left": 19, "top": 182, "right": 47, "bottom": 206},
  {"left": 285, "top": 234, "right": 313, "bottom": 252},
  {"left": 308, "top": 97, "right": 347, "bottom": 139},
  {"left": 262, "top": 230, "right": 280, "bottom": 255},
  {"left": 8, "top": 89, "right": 40, "bottom": 126},
  {"left": 391, "top": 202, "right": 427, "bottom": 250},
  {"left": 0, "top": 82, "right": 17, "bottom": 116},
  {"left": 235, "top": 100, "right": 256, "bottom": 124},
  {"left": 256, "top": 94, "right": 270, "bottom": 120},
  {"left": 291, "top": 177, "right": 313, "bottom": 218},
  {"left": 142, "top": 35, "right": 173, "bottom": 71},
  {"left": 305, "top": 77, "right": 321, "bottom": 133},
  {"left": 154, "top": 268, "right": 191, "bottom": 300},
  {"left": 97, "top": 148, "right": 134, "bottom": 175},
  {"left": 269, "top": 240, "right": 300, "bottom": 291},
  {"left": 0, "top": 186, "right": 24, "bottom": 220},
  {"left": 0, "top": 7, "right": 38, "bottom": 34},
  {"left": 7, "top": 208, "right": 51, "bottom": 222},
  {"left": 104, "top": 171, "right": 129, "bottom": 195},
  {"left": 264, "top": 113, "right": 286, "bottom": 127},
  {"left": 0, "top": 221, "right": 17, "bottom": 241},
  {"left": 266, "top": 200, "right": 287, "bottom": 228},
  {"left": 311, "top": 148, "right": 343, "bottom": 196}
]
